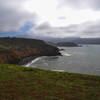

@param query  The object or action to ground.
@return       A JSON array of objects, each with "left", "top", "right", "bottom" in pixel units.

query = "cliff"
[{"left": 0, "top": 37, "right": 61, "bottom": 64}]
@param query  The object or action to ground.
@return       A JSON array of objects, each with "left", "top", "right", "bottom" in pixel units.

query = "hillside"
[
  {"left": 52, "top": 37, "right": 100, "bottom": 44},
  {"left": 31, "top": 36, "right": 100, "bottom": 44},
  {"left": 0, "top": 37, "right": 61, "bottom": 64},
  {"left": 72, "top": 38, "right": 100, "bottom": 44},
  {"left": 0, "top": 64, "right": 100, "bottom": 100}
]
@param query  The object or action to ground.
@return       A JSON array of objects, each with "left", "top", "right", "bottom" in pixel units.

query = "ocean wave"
[
  {"left": 63, "top": 53, "right": 71, "bottom": 56},
  {"left": 25, "top": 57, "right": 41, "bottom": 67},
  {"left": 60, "top": 51, "right": 71, "bottom": 56}
]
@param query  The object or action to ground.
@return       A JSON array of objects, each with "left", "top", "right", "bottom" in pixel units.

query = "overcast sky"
[{"left": 1, "top": 0, "right": 100, "bottom": 38}]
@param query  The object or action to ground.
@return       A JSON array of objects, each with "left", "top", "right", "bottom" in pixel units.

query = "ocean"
[{"left": 25, "top": 45, "right": 100, "bottom": 76}]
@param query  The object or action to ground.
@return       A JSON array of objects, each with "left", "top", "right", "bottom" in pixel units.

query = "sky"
[{"left": 1, "top": 0, "right": 100, "bottom": 38}]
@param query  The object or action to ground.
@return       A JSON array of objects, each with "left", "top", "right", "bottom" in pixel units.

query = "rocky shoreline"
[
  {"left": 18, "top": 56, "right": 39, "bottom": 65},
  {"left": 0, "top": 37, "right": 61, "bottom": 65},
  {"left": 18, "top": 54, "right": 62, "bottom": 66}
]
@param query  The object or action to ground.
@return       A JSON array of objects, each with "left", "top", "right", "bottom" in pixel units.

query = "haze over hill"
[{"left": 15, "top": 35, "right": 100, "bottom": 44}]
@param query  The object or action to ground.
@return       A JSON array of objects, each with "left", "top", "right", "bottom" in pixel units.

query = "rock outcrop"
[{"left": 0, "top": 37, "right": 61, "bottom": 64}]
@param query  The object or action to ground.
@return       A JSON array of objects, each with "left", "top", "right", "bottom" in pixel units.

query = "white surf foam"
[
  {"left": 25, "top": 57, "right": 41, "bottom": 67},
  {"left": 60, "top": 49, "right": 72, "bottom": 56},
  {"left": 63, "top": 53, "right": 71, "bottom": 56},
  {"left": 61, "top": 51, "right": 71, "bottom": 56}
]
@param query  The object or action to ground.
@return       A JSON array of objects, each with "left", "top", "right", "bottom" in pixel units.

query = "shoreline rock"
[
  {"left": 18, "top": 56, "right": 39, "bottom": 65},
  {"left": 0, "top": 37, "right": 61, "bottom": 65}
]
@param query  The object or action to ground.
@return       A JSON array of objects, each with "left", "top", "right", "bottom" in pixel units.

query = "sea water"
[{"left": 26, "top": 45, "right": 100, "bottom": 76}]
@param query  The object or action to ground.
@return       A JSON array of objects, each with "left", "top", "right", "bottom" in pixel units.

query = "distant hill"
[
  {"left": 16, "top": 35, "right": 100, "bottom": 44},
  {"left": 71, "top": 38, "right": 100, "bottom": 44},
  {"left": 55, "top": 42, "right": 79, "bottom": 47},
  {"left": 0, "top": 37, "right": 61, "bottom": 64},
  {"left": 44, "top": 37, "right": 100, "bottom": 44}
]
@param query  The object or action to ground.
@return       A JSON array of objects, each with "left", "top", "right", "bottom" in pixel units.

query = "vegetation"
[
  {"left": 0, "top": 64, "right": 100, "bottom": 100},
  {"left": 0, "top": 37, "right": 60, "bottom": 64}
]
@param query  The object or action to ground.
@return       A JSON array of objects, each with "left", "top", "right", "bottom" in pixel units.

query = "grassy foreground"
[{"left": 0, "top": 64, "right": 100, "bottom": 100}]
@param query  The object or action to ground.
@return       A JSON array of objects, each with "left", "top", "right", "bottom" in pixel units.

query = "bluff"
[{"left": 0, "top": 37, "right": 61, "bottom": 64}]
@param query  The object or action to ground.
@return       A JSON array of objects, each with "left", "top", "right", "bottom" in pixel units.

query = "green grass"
[{"left": 0, "top": 64, "right": 100, "bottom": 100}]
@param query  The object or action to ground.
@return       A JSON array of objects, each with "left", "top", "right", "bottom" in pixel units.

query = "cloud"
[
  {"left": 29, "top": 20, "right": 100, "bottom": 38},
  {"left": 0, "top": 0, "right": 100, "bottom": 38},
  {"left": 35, "top": 22, "right": 51, "bottom": 30},
  {"left": 59, "top": 0, "right": 100, "bottom": 10},
  {"left": 78, "top": 21, "right": 100, "bottom": 37},
  {"left": 0, "top": 0, "right": 37, "bottom": 32},
  {"left": 29, "top": 22, "right": 79, "bottom": 37}
]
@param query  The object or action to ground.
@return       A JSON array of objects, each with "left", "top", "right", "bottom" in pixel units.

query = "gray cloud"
[
  {"left": 35, "top": 22, "right": 51, "bottom": 30},
  {"left": 0, "top": 0, "right": 37, "bottom": 32},
  {"left": 29, "top": 22, "right": 78, "bottom": 37},
  {"left": 29, "top": 20, "right": 100, "bottom": 38},
  {"left": 59, "top": 0, "right": 100, "bottom": 10},
  {"left": 1, "top": 0, "right": 100, "bottom": 38},
  {"left": 79, "top": 21, "right": 100, "bottom": 37}
]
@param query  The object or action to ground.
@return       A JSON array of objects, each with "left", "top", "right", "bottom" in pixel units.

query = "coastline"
[
  {"left": 18, "top": 56, "right": 40, "bottom": 65},
  {"left": 18, "top": 54, "right": 62, "bottom": 66},
  {"left": 0, "top": 38, "right": 61, "bottom": 64}
]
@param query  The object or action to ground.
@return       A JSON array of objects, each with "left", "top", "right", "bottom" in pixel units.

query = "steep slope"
[{"left": 0, "top": 37, "right": 61, "bottom": 64}]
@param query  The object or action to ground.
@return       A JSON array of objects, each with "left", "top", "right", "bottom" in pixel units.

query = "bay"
[{"left": 26, "top": 45, "right": 100, "bottom": 76}]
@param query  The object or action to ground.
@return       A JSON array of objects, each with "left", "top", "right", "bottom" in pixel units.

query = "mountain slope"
[{"left": 0, "top": 37, "right": 61, "bottom": 64}]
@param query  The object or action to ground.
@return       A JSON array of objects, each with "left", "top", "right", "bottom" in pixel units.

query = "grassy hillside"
[{"left": 0, "top": 64, "right": 100, "bottom": 100}]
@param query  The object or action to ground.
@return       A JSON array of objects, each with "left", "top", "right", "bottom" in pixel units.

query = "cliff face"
[{"left": 0, "top": 37, "right": 61, "bottom": 64}]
